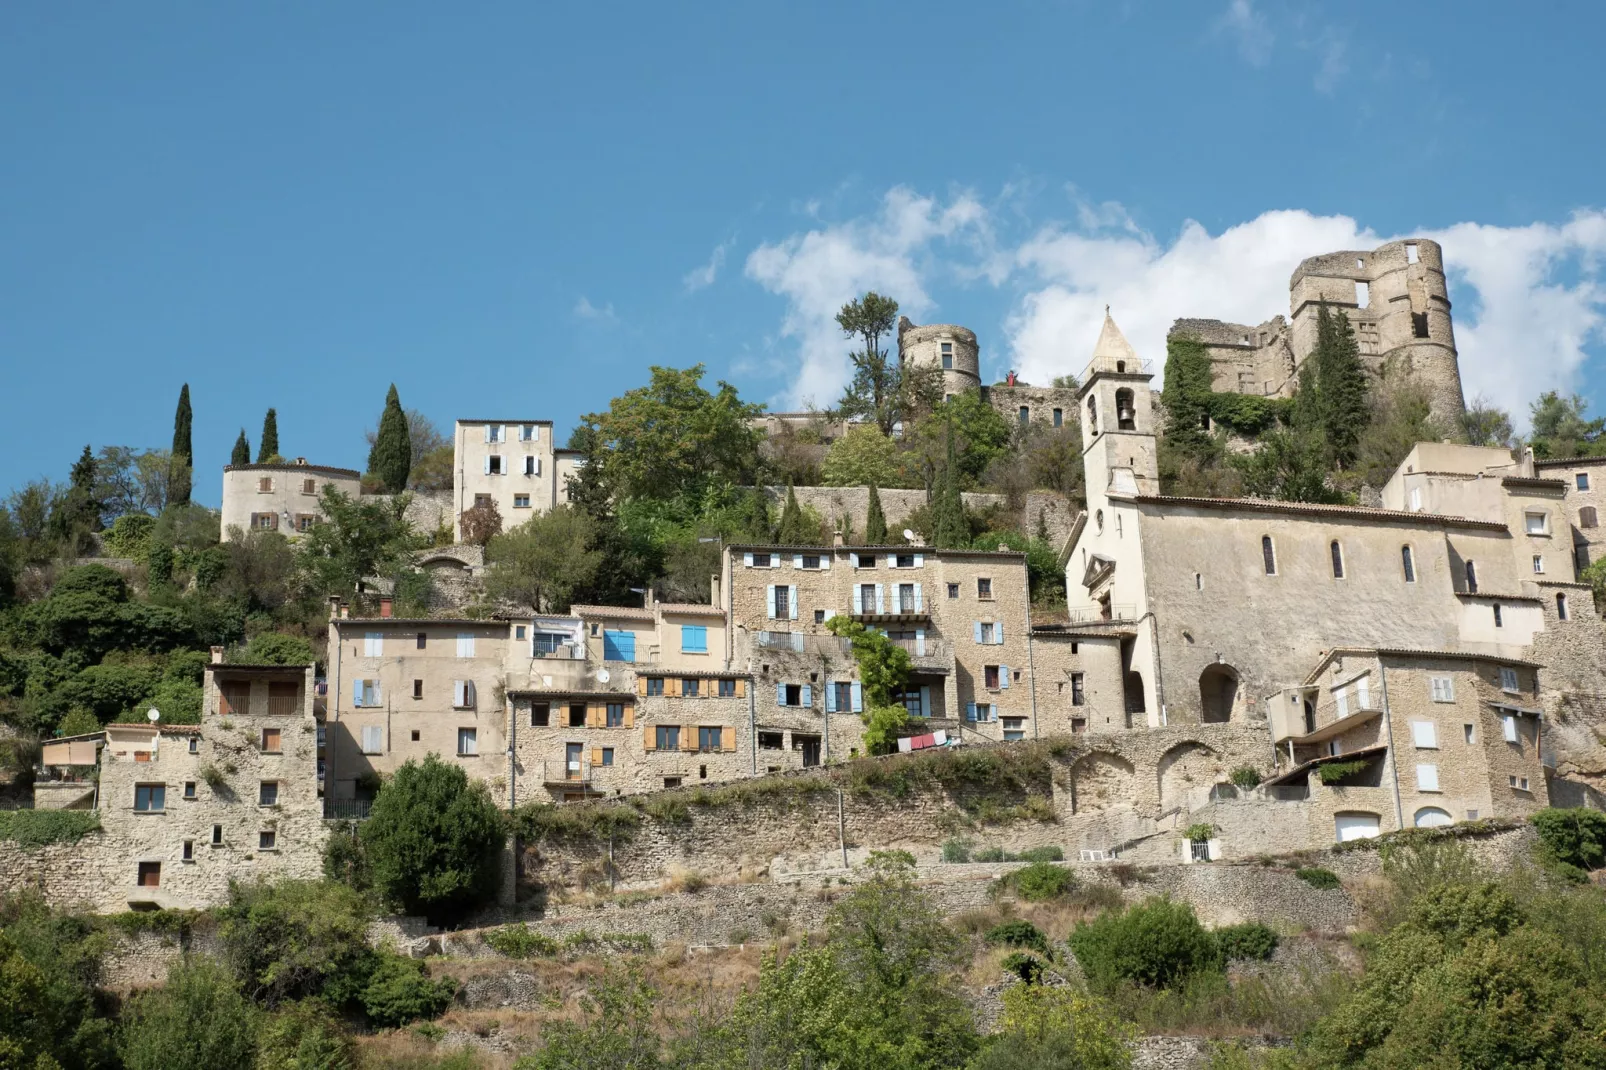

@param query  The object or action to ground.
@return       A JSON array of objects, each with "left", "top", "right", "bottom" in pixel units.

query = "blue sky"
[{"left": 3, "top": 1, "right": 1605, "bottom": 505}]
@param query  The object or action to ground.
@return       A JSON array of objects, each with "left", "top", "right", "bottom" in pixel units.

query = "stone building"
[
  {"left": 1534, "top": 454, "right": 1606, "bottom": 574},
  {"left": 1170, "top": 238, "right": 1467, "bottom": 425},
  {"left": 51, "top": 658, "right": 326, "bottom": 911},
  {"left": 451, "top": 419, "right": 585, "bottom": 541},
  {"left": 895, "top": 316, "right": 1083, "bottom": 431},
  {"left": 720, "top": 543, "right": 1036, "bottom": 745},
  {"left": 219, "top": 460, "right": 362, "bottom": 541},
  {"left": 1264, "top": 649, "right": 1548, "bottom": 841}
]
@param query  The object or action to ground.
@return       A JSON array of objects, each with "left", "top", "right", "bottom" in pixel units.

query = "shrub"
[
  {"left": 1228, "top": 766, "right": 1263, "bottom": 789},
  {"left": 1214, "top": 922, "right": 1278, "bottom": 962},
  {"left": 483, "top": 923, "right": 560, "bottom": 958},
  {"left": 0, "top": 809, "right": 99, "bottom": 847},
  {"left": 101, "top": 513, "right": 156, "bottom": 561},
  {"left": 970, "top": 982, "right": 1136, "bottom": 1070},
  {"left": 215, "top": 879, "right": 373, "bottom": 1008},
  {"left": 229, "top": 631, "right": 316, "bottom": 667},
  {"left": 973, "top": 846, "right": 1007, "bottom": 863},
  {"left": 1000, "top": 951, "right": 1045, "bottom": 984},
  {"left": 1068, "top": 897, "right": 1223, "bottom": 992},
  {"left": 256, "top": 999, "right": 355, "bottom": 1070},
  {"left": 1016, "top": 846, "right": 1065, "bottom": 863},
  {"left": 361, "top": 755, "right": 505, "bottom": 923},
  {"left": 1532, "top": 807, "right": 1606, "bottom": 874},
  {"left": 1013, "top": 862, "right": 1076, "bottom": 902},
  {"left": 118, "top": 957, "right": 258, "bottom": 1070},
  {"left": 986, "top": 919, "right": 1049, "bottom": 955},
  {"left": 360, "top": 953, "right": 457, "bottom": 1028},
  {"left": 1184, "top": 823, "right": 1215, "bottom": 844},
  {"left": 1316, "top": 758, "right": 1370, "bottom": 785},
  {"left": 941, "top": 837, "right": 973, "bottom": 863},
  {"left": 1295, "top": 867, "right": 1341, "bottom": 889}
]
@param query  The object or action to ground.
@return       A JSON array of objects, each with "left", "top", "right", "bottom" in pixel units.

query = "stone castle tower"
[
  {"left": 897, "top": 317, "right": 980, "bottom": 399},
  {"left": 1170, "top": 238, "right": 1467, "bottom": 426}
]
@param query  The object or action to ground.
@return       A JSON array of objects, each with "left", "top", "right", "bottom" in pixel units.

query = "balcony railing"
[
  {"left": 324, "top": 799, "right": 373, "bottom": 820},
  {"left": 540, "top": 759, "right": 597, "bottom": 786},
  {"left": 1065, "top": 604, "right": 1137, "bottom": 624},
  {"left": 1081, "top": 355, "right": 1153, "bottom": 380}
]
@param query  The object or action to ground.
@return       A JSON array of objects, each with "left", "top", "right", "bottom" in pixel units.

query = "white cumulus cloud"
[
  {"left": 744, "top": 191, "right": 1606, "bottom": 429},
  {"left": 573, "top": 296, "right": 616, "bottom": 321}
]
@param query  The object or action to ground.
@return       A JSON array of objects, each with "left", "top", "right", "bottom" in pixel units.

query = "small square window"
[
  {"left": 531, "top": 703, "right": 551, "bottom": 727},
  {"left": 977, "top": 578, "right": 992, "bottom": 599},
  {"left": 606, "top": 702, "right": 625, "bottom": 726},
  {"left": 188, "top": 737, "right": 198, "bottom": 754},
  {"left": 515, "top": 625, "right": 527, "bottom": 640},
  {"left": 1525, "top": 512, "right": 1547, "bottom": 535},
  {"left": 600, "top": 747, "right": 614, "bottom": 766},
  {"left": 896, "top": 553, "right": 915, "bottom": 568},
  {"left": 814, "top": 609, "right": 826, "bottom": 624},
  {"left": 947, "top": 584, "right": 959, "bottom": 599},
  {"left": 1500, "top": 667, "right": 1520, "bottom": 693},
  {"left": 183, "top": 781, "right": 196, "bottom": 799},
  {"left": 259, "top": 781, "right": 279, "bottom": 806},
  {"left": 1578, "top": 472, "right": 1591, "bottom": 491},
  {"left": 182, "top": 840, "right": 194, "bottom": 861},
  {"left": 413, "top": 679, "right": 423, "bottom": 700},
  {"left": 137, "top": 861, "right": 161, "bottom": 887},
  {"left": 488, "top": 455, "right": 503, "bottom": 475},
  {"left": 261, "top": 727, "right": 281, "bottom": 753},
  {"left": 416, "top": 632, "right": 427, "bottom": 649},
  {"left": 302, "top": 478, "right": 317, "bottom": 494},
  {"left": 260, "top": 830, "right": 277, "bottom": 850},
  {"left": 752, "top": 553, "right": 771, "bottom": 568},
  {"left": 514, "top": 494, "right": 531, "bottom": 509},
  {"left": 410, "top": 729, "right": 420, "bottom": 742},
  {"left": 647, "top": 678, "right": 664, "bottom": 696}
]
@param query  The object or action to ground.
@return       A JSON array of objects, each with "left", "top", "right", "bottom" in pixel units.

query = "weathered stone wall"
[{"left": 764, "top": 486, "right": 1007, "bottom": 537}]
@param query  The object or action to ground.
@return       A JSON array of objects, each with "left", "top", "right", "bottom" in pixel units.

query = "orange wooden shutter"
[
  {"left": 682, "top": 725, "right": 698, "bottom": 752},
  {"left": 591, "top": 746, "right": 603, "bottom": 766},
  {"left": 667, "top": 677, "right": 681, "bottom": 698},
  {"left": 589, "top": 703, "right": 605, "bottom": 728},
  {"left": 735, "top": 679, "right": 746, "bottom": 698},
  {"left": 643, "top": 724, "right": 656, "bottom": 751},
  {"left": 637, "top": 676, "right": 648, "bottom": 696},
  {"left": 721, "top": 726, "right": 735, "bottom": 752},
  {"left": 624, "top": 703, "right": 635, "bottom": 729}
]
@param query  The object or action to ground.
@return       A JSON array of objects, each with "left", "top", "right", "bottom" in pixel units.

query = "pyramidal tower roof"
[{"left": 1091, "top": 307, "right": 1139, "bottom": 364}]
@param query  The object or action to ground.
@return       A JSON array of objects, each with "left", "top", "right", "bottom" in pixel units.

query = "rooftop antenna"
[{"left": 902, "top": 529, "right": 916, "bottom": 543}]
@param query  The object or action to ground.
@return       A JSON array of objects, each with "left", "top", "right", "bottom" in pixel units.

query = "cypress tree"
[
  {"left": 1316, "top": 309, "right": 1370, "bottom": 470},
  {"left": 370, "top": 385, "right": 412, "bottom": 492},
  {"left": 931, "top": 424, "right": 969, "bottom": 549},
  {"left": 1161, "top": 332, "right": 1217, "bottom": 459},
  {"left": 169, "top": 384, "right": 193, "bottom": 506},
  {"left": 257, "top": 408, "right": 280, "bottom": 463},
  {"left": 864, "top": 484, "right": 888, "bottom": 544},
  {"left": 230, "top": 430, "right": 251, "bottom": 466},
  {"left": 774, "top": 482, "right": 813, "bottom": 544},
  {"left": 50, "top": 445, "right": 104, "bottom": 545}
]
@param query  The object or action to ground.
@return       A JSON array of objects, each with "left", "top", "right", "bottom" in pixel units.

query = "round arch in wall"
[
  {"left": 1199, "top": 664, "right": 1240, "bottom": 724},
  {"left": 1413, "top": 806, "right": 1453, "bottom": 828}
]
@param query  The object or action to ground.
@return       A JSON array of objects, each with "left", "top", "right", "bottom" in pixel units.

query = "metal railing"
[
  {"left": 540, "top": 759, "right": 595, "bottom": 785},
  {"left": 1081, "top": 355, "right": 1153, "bottom": 380},
  {"left": 324, "top": 799, "right": 373, "bottom": 820},
  {"left": 1065, "top": 604, "right": 1137, "bottom": 624}
]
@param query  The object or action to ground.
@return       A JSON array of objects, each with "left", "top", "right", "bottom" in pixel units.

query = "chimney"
[
  {"left": 379, "top": 597, "right": 393, "bottom": 618},
  {"left": 209, "top": 645, "right": 225, "bottom": 665},
  {"left": 833, "top": 530, "right": 845, "bottom": 547},
  {"left": 709, "top": 575, "right": 721, "bottom": 607},
  {"left": 328, "top": 595, "right": 343, "bottom": 620}
]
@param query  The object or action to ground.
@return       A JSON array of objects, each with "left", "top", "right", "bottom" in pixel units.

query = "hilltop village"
[{"left": 4, "top": 235, "right": 1604, "bottom": 921}]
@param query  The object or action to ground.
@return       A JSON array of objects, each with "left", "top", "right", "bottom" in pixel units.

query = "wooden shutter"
[
  {"left": 667, "top": 677, "right": 681, "bottom": 698},
  {"left": 825, "top": 680, "right": 837, "bottom": 712},
  {"left": 682, "top": 727, "right": 698, "bottom": 752},
  {"left": 734, "top": 679, "right": 746, "bottom": 699},
  {"left": 643, "top": 725, "right": 656, "bottom": 751},
  {"left": 624, "top": 703, "right": 634, "bottom": 729},
  {"left": 637, "top": 676, "right": 648, "bottom": 696},
  {"left": 591, "top": 746, "right": 603, "bottom": 766},
  {"left": 588, "top": 703, "right": 604, "bottom": 728},
  {"left": 721, "top": 726, "right": 735, "bottom": 752}
]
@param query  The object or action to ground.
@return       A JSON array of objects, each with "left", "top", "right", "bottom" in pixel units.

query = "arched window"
[
  {"left": 1115, "top": 388, "right": 1136, "bottom": 430},
  {"left": 1262, "top": 536, "right": 1276, "bottom": 576},
  {"left": 1330, "top": 541, "right": 1345, "bottom": 579},
  {"left": 1582, "top": 506, "right": 1599, "bottom": 529},
  {"left": 1465, "top": 560, "right": 1478, "bottom": 594},
  {"left": 1413, "top": 807, "right": 1453, "bottom": 829},
  {"left": 1401, "top": 545, "right": 1416, "bottom": 583},
  {"left": 1558, "top": 593, "right": 1569, "bottom": 621}
]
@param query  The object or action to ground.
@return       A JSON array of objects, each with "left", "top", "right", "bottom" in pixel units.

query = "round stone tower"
[
  {"left": 897, "top": 318, "right": 980, "bottom": 399},
  {"left": 1288, "top": 238, "right": 1465, "bottom": 424}
]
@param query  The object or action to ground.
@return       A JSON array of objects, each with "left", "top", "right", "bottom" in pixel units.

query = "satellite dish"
[
  {"left": 595, "top": 668, "right": 611, "bottom": 684},
  {"left": 146, "top": 709, "right": 160, "bottom": 723},
  {"left": 902, "top": 529, "right": 916, "bottom": 543}
]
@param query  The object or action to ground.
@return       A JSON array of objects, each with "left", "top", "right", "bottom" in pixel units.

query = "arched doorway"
[
  {"left": 1199, "top": 664, "right": 1239, "bottom": 723},
  {"left": 1414, "top": 807, "right": 1453, "bottom": 828}
]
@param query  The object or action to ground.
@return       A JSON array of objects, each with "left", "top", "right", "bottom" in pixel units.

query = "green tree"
[
  {"left": 864, "top": 484, "right": 889, "bottom": 544},
  {"left": 0, "top": 904, "right": 117, "bottom": 1070},
  {"left": 48, "top": 446, "right": 104, "bottom": 550},
  {"left": 1302, "top": 306, "right": 1371, "bottom": 471},
  {"left": 1529, "top": 390, "right": 1606, "bottom": 459},
  {"left": 168, "top": 383, "right": 193, "bottom": 507},
  {"left": 583, "top": 365, "right": 766, "bottom": 504},
  {"left": 822, "top": 424, "right": 907, "bottom": 488},
  {"left": 257, "top": 408, "right": 281, "bottom": 463},
  {"left": 365, "top": 408, "right": 447, "bottom": 491},
  {"left": 485, "top": 506, "right": 601, "bottom": 612},
  {"left": 230, "top": 430, "right": 250, "bottom": 466},
  {"left": 358, "top": 953, "right": 456, "bottom": 1028},
  {"left": 1161, "top": 332, "right": 1217, "bottom": 462},
  {"left": 836, "top": 292, "right": 942, "bottom": 437},
  {"left": 1462, "top": 396, "right": 1515, "bottom": 448},
  {"left": 967, "top": 984, "right": 1135, "bottom": 1070},
  {"left": 827, "top": 616, "right": 915, "bottom": 754},
  {"left": 773, "top": 483, "right": 820, "bottom": 545},
  {"left": 1352, "top": 372, "right": 1445, "bottom": 490},
  {"left": 295, "top": 488, "right": 420, "bottom": 598},
  {"left": 255, "top": 1000, "right": 355, "bottom": 1070},
  {"left": 1232, "top": 426, "right": 1345, "bottom": 504},
  {"left": 360, "top": 755, "right": 505, "bottom": 923},
  {"left": 368, "top": 385, "right": 412, "bottom": 492},
  {"left": 117, "top": 958, "right": 258, "bottom": 1070},
  {"left": 563, "top": 423, "right": 659, "bottom": 608},
  {"left": 1067, "top": 897, "right": 1223, "bottom": 993},
  {"left": 930, "top": 424, "right": 970, "bottom": 550},
  {"left": 515, "top": 967, "right": 664, "bottom": 1070},
  {"left": 216, "top": 880, "right": 373, "bottom": 1007},
  {"left": 907, "top": 392, "right": 1014, "bottom": 489}
]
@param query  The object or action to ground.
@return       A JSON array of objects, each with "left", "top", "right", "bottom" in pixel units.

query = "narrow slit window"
[
  {"left": 1262, "top": 536, "right": 1276, "bottom": 576},
  {"left": 1401, "top": 545, "right": 1415, "bottom": 583},
  {"left": 1330, "top": 541, "right": 1344, "bottom": 579}
]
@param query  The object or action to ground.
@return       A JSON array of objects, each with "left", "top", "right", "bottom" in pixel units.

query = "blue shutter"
[
  {"left": 352, "top": 678, "right": 363, "bottom": 706},
  {"left": 801, "top": 685, "right": 812, "bottom": 708},
  {"left": 744, "top": 552, "right": 754, "bottom": 567},
  {"left": 996, "top": 622, "right": 1004, "bottom": 645},
  {"left": 1000, "top": 666, "right": 1011, "bottom": 690},
  {"left": 790, "top": 593, "right": 799, "bottom": 621},
  {"left": 776, "top": 683, "right": 786, "bottom": 706},
  {"left": 851, "top": 682, "right": 863, "bottom": 713},
  {"left": 825, "top": 680, "right": 837, "bottom": 712},
  {"left": 915, "top": 628, "right": 926, "bottom": 656},
  {"left": 966, "top": 702, "right": 977, "bottom": 722},
  {"left": 793, "top": 554, "right": 803, "bottom": 568},
  {"left": 851, "top": 553, "right": 860, "bottom": 568},
  {"left": 913, "top": 583, "right": 923, "bottom": 611},
  {"left": 766, "top": 585, "right": 776, "bottom": 619},
  {"left": 913, "top": 554, "right": 924, "bottom": 567},
  {"left": 852, "top": 586, "right": 862, "bottom": 614},
  {"left": 973, "top": 622, "right": 983, "bottom": 644},
  {"left": 919, "top": 686, "right": 931, "bottom": 716}
]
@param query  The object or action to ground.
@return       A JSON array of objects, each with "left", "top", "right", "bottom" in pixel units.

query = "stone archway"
[
  {"left": 1070, "top": 752, "right": 1136, "bottom": 814},
  {"left": 1199, "top": 664, "right": 1241, "bottom": 724},
  {"left": 1157, "top": 741, "right": 1220, "bottom": 813}
]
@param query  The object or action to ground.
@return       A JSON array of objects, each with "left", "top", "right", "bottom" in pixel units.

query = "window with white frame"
[
  {"left": 457, "top": 728, "right": 478, "bottom": 756},
  {"left": 1429, "top": 676, "right": 1454, "bottom": 702},
  {"left": 486, "top": 424, "right": 503, "bottom": 443},
  {"left": 514, "top": 494, "right": 530, "bottom": 508},
  {"left": 452, "top": 680, "right": 477, "bottom": 708},
  {"left": 1525, "top": 512, "right": 1548, "bottom": 534},
  {"left": 520, "top": 424, "right": 537, "bottom": 441},
  {"left": 1002, "top": 717, "right": 1026, "bottom": 741},
  {"left": 457, "top": 633, "right": 476, "bottom": 658},
  {"left": 1509, "top": 774, "right": 1531, "bottom": 791},
  {"left": 524, "top": 455, "right": 539, "bottom": 476},
  {"left": 1502, "top": 714, "right": 1519, "bottom": 743},
  {"left": 1533, "top": 554, "right": 1545, "bottom": 574},
  {"left": 1578, "top": 472, "right": 1591, "bottom": 491},
  {"left": 353, "top": 679, "right": 380, "bottom": 707},
  {"left": 1500, "top": 666, "right": 1520, "bottom": 693},
  {"left": 1410, "top": 721, "right": 1438, "bottom": 749},
  {"left": 1415, "top": 763, "right": 1440, "bottom": 792},
  {"left": 363, "top": 632, "right": 382, "bottom": 657}
]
